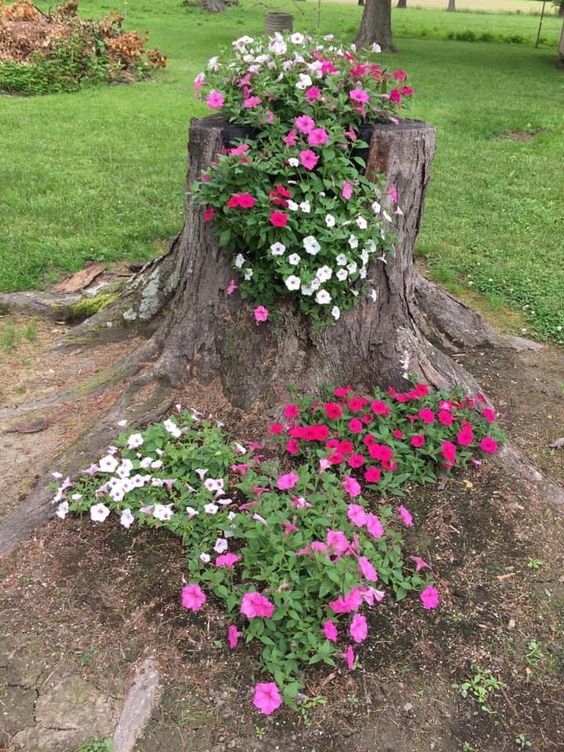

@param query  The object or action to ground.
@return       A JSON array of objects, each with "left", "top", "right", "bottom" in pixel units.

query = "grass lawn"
[{"left": 0, "top": 0, "right": 562, "bottom": 341}]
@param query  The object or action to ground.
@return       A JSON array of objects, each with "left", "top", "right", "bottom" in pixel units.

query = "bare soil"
[{"left": 0, "top": 312, "right": 562, "bottom": 751}]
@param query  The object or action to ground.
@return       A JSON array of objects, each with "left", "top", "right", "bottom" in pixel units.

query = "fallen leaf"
[{"left": 53, "top": 263, "right": 104, "bottom": 293}]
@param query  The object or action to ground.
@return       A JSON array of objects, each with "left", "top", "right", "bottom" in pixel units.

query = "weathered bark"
[
  {"left": 198, "top": 0, "right": 228, "bottom": 12},
  {"left": 397, "top": 0, "right": 407, "bottom": 8},
  {"left": 355, "top": 0, "right": 394, "bottom": 51},
  {"left": 447, "top": 0, "right": 456, "bottom": 11}
]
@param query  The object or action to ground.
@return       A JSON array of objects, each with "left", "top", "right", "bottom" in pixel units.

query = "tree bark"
[
  {"left": 198, "top": 0, "right": 228, "bottom": 12},
  {"left": 447, "top": 0, "right": 456, "bottom": 11},
  {"left": 355, "top": 0, "right": 394, "bottom": 51},
  {"left": 397, "top": 0, "right": 407, "bottom": 8}
]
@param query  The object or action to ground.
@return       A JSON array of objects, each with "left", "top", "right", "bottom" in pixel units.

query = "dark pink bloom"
[
  {"left": 343, "top": 644, "right": 356, "bottom": 670},
  {"left": 253, "top": 682, "right": 282, "bottom": 715},
  {"left": 215, "top": 553, "right": 241, "bottom": 569},
  {"left": 392, "top": 429, "right": 404, "bottom": 440},
  {"left": 241, "top": 592, "right": 275, "bottom": 619},
  {"left": 482, "top": 407, "right": 497, "bottom": 423},
  {"left": 348, "top": 418, "right": 363, "bottom": 434},
  {"left": 269, "top": 422, "right": 284, "bottom": 434},
  {"left": 305, "top": 86, "right": 322, "bottom": 102},
  {"left": 364, "top": 466, "right": 381, "bottom": 484},
  {"left": 358, "top": 556, "right": 378, "bottom": 582},
  {"left": 371, "top": 400, "right": 390, "bottom": 417},
  {"left": 324, "top": 401, "right": 343, "bottom": 420},
  {"left": 457, "top": 427, "right": 474, "bottom": 446},
  {"left": 348, "top": 453, "right": 365, "bottom": 469},
  {"left": 283, "top": 403, "right": 299, "bottom": 420},
  {"left": 299, "top": 149, "right": 319, "bottom": 170},
  {"left": 323, "top": 620, "right": 338, "bottom": 642},
  {"left": 181, "top": 584, "right": 206, "bottom": 611},
  {"left": 334, "top": 385, "right": 353, "bottom": 398},
  {"left": 418, "top": 408, "right": 435, "bottom": 424},
  {"left": 203, "top": 206, "right": 214, "bottom": 222},
  {"left": 441, "top": 441, "right": 457, "bottom": 468},
  {"left": 350, "top": 613, "right": 368, "bottom": 643},
  {"left": 393, "top": 69, "right": 408, "bottom": 82},
  {"left": 480, "top": 437, "right": 498, "bottom": 454},
  {"left": 438, "top": 410, "right": 453, "bottom": 426},
  {"left": 410, "top": 434, "right": 426, "bottom": 448},
  {"left": 401, "top": 86, "right": 414, "bottom": 97},
  {"left": 227, "top": 624, "right": 241, "bottom": 649},
  {"left": 420, "top": 585, "right": 440, "bottom": 610},
  {"left": 253, "top": 306, "right": 269, "bottom": 323},
  {"left": 270, "top": 211, "right": 288, "bottom": 227},
  {"left": 286, "top": 438, "right": 299, "bottom": 455}
]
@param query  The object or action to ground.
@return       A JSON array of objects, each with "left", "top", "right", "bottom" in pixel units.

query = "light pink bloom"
[
  {"left": 206, "top": 90, "right": 225, "bottom": 109},
  {"left": 350, "top": 613, "right": 368, "bottom": 643},
  {"left": 228, "top": 624, "right": 241, "bottom": 649},
  {"left": 359, "top": 585, "right": 385, "bottom": 606},
  {"left": 283, "top": 521, "right": 299, "bottom": 535},
  {"left": 341, "top": 180, "right": 354, "bottom": 200},
  {"left": 181, "top": 584, "right": 206, "bottom": 611},
  {"left": 243, "top": 95, "right": 262, "bottom": 109},
  {"left": 398, "top": 505, "right": 413, "bottom": 527},
  {"left": 326, "top": 530, "right": 349, "bottom": 556},
  {"left": 253, "top": 682, "right": 282, "bottom": 715},
  {"left": 277, "top": 472, "right": 299, "bottom": 490},
  {"left": 410, "top": 555, "right": 430, "bottom": 572},
  {"left": 329, "top": 588, "right": 363, "bottom": 614},
  {"left": 358, "top": 556, "right": 378, "bottom": 582},
  {"left": 291, "top": 495, "right": 311, "bottom": 509},
  {"left": 420, "top": 585, "right": 440, "bottom": 610},
  {"left": 349, "top": 88, "right": 370, "bottom": 104},
  {"left": 319, "top": 458, "right": 331, "bottom": 473},
  {"left": 226, "top": 279, "right": 237, "bottom": 295},
  {"left": 342, "top": 644, "right": 356, "bottom": 670},
  {"left": 299, "top": 149, "right": 319, "bottom": 170},
  {"left": 365, "top": 513, "right": 384, "bottom": 539},
  {"left": 323, "top": 620, "right": 338, "bottom": 642},
  {"left": 347, "top": 503, "right": 367, "bottom": 527},
  {"left": 308, "top": 127, "right": 329, "bottom": 146},
  {"left": 295, "top": 114, "right": 316, "bottom": 133},
  {"left": 388, "top": 184, "right": 399, "bottom": 203},
  {"left": 241, "top": 591, "right": 275, "bottom": 619},
  {"left": 253, "top": 306, "right": 269, "bottom": 323},
  {"left": 343, "top": 476, "right": 362, "bottom": 498}
]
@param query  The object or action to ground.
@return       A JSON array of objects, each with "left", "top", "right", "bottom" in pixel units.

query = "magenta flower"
[
  {"left": 397, "top": 505, "right": 413, "bottom": 527},
  {"left": 206, "top": 90, "right": 225, "bottom": 109},
  {"left": 283, "top": 129, "right": 297, "bottom": 147},
  {"left": 480, "top": 437, "right": 498, "bottom": 454},
  {"left": 203, "top": 206, "right": 214, "bottom": 222},
  {"left": 299, "top": 149, "right": 319, "bottom": 170},
  {"left": 342, "top": 644, "right": 356, "bottom": 670},
  {"left": 343, "top": 475, "right": 362, "bottom": 498},
  {"left": 277, "top": 471, "right": 299, "bottom": 490},
  {"left": 253, "top": 306, "right": 269, "bottom": 323},
  {"left": 350, "top": 613, "right": 368, "bottom": 643},
  {"left": 181, "top": 584, "right": 206, "bottom": 611},
  {"left": 295, "top": 114, "right": 316, "bottom": 133},
  {"left": 283, "top": 403, "right": 299, "bottom": 420},
  {"left": 441, "top": 441, "right": 457, "bottom": 468},
  {"left": 358, "top": 556, "right": 378, "bottom": 582},
  {"left": 341, "top": 180, "right": 354, "bottom": 200},
  {"left": 347, "top": 503, "right": 367, "bottom": 527},
  {"left": 243, "top": 95, "right": 262, "bottom": 109},
  {"left": 420, "top": 585, "right": 440, "bottom": 610},
  {"left": 349, "top": 89, "right": 370, "bottom": 105},
  {"left": 329, "top": 588, "right": 363, "bottom": 614},
  {"left": 227, "top": 624, "right": 241, "bottom": 649},
  {"left": 241, "top": 591, "right": 275, "bottom": 619},
  {"left": 215, "top": 553, "right": 241, "bottom": 569},
  {"left": 253, "top": 682, "right": 282, "bottom": 715},
  {"left": 326, "top": 530, "right": 349, "bottom": 556},
  {"left": 305, "top": 86, "right": 322, "bottom": 102},
  {"left": 410, "top": 555, "right": 431, "bottom": 572},
  {"left": 365, "top": 513, "right": 384, "bottom": 539},
  {"left": 323, "top": 620, "right": 338, "bottom": 642},
  {"left": 308, "top": 127, "right": 330, "bottom": 147}
]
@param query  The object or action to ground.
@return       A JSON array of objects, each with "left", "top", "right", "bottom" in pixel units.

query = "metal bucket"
[{"left": 264, "top": 12, "right": 294, "bottom": 35}]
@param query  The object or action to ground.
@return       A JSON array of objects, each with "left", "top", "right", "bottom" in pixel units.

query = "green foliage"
[
  {"left": 75, "top": 739, "right": 113, "bottom": 752},
  {"left": 454, "top": 665, "right": 502, "bottom": 714}
]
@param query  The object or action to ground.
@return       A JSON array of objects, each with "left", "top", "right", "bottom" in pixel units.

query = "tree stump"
[{"left": 149, "top": 116, "right": 485, "bottom": 411}]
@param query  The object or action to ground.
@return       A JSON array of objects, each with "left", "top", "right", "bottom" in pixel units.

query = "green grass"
[{"left": 0, "top": 0, "right": 562, "bottom": 341}]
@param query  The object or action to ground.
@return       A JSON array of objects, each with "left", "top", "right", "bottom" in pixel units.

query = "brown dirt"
[{"left": 0, "top": 313, "right": 562, "bottom": 751}]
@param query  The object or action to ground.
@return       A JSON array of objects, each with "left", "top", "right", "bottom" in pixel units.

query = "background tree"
[
  {"left": 355, "top": 0, "right": 394, "bottom": 50},
  {"left": 447, "top": 0, "right": 456, "bottom": 11},
  {"left": 397, "top": 0, "right": 407, "bottom": 8}
]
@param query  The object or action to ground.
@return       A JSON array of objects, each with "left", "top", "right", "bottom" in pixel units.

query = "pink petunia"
[
  {"left": 350, "top": 613, "right": 368, "bottom": 643},
  {"left": 277, "top": 471, "right": 299, "bottom": 490},
  {"left": 227, "top": 624, "right": 241, "bottom": 649},
  {"left": 241, "top": 592, "right": 275, "bottom": 619},
  {"left": 364, "top": 466, "right": 382, "bottom": 484},
  {"left": 341, "top": 180, "right": 354, "bottom": 200},
  {"left": 243, "top": 95, "right": 262, "bottom": 109},
  {"left": 420, "top": 585, "right": 440, "bottom": 610},
  {"left": 365, "top": 513, "right": 384, "bottom": 539},
  {"left": 295, "top": 115, "right": 316, "bottom": 133},
  {"left": 206, "top": 90, "right": 225, "bottom": 109},
  {"left": 358, "top": 556, "right": 378, "bottom": 582},
  {"left": 308, "top": 127, "right": 330, "bottom": 147},
  {"left": 410, "top": 434, "right": 426, "bottom": 448},
  {"left": 282, "top": 129, "right": 297, "bottom": 147},
  {"left": 410, "top": 555, "right": 431, "bottom": 572},
  {"left": 181, "top": 583, "right": 206, "bottom": 611},
  {"left": 270, "top": 211, "right": 288, "bottom": 227},
  {"left": 347, "top": 503, "right": 367, "bottom": 527},
  {"left": 349, "top": 89, "right": 370, "bottom": 104},
  {"left": 343, "top": 475, "right": 362, "bottom": 498},
  {"left": 253, "top": 306, "right": 269, "bottom": 323},
  {"left": 326, "top": 530, "right": 349, "bottom": 556},
  {"left": 283, "top": 403, "right": 300, "bottom": 420},
  {"left": 226, "top": 279, "right": 237, "bottom": 296},
  {"left": 397, "top": 505, "right": 413, "bottom": 527},
  {"left": 480, "top": 437, "right": 498, "bottom": 454},
  {"left": 203, "top": 206, "right": 214, "bottom": 222},
  {"left": 305, "top": 86, "right": 322, "bottom": 102},
  {"left": 323, "top": 620, "right": 338, "bottom": 642},
  {"left": 215, "top": 553, "right": 241, "bottom": 569},
  {"left": 253, "top": 682, "right": 282, "bottom": 715},
  {"left": 299, "top": 149, "right": 319, "bottom": 170},
  {"left": 342, "top": 644, "right": 356, "bottom": 670},
  {"left": 329, "top": 588, "right": 363, "bottom": 614}
]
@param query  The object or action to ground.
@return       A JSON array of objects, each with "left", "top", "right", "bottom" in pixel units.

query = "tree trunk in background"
[
  {"left": 447, "top": 0, "right": 456, "bottom": 11},
  {"left": 198, "top": 0, "right": 228, "bottom": 12},
  {"left": 397, "top": 0, "right": 407, "bottom": 8},
  {"left": 355, "top": 0, "right": 394, "bottom": 51},
  {"left": 559, "top": 1, "right": 564, "bottom": 19}
]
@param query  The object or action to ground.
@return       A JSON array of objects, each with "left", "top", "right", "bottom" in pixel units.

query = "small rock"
[
  {"left": 549, "top": 437, "right": 564, "bottom": 449},
  {"left": 5, "top": 418, "right": 49, "bottom": 434}
]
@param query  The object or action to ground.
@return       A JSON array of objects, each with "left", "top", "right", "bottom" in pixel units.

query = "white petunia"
[
  {"left": 359, "top": 266, "right": 367, "bottom": 279},
  {"left": 315, "top": 289, "right": 332, "bottom": 305},
  {"left": 204, "top": 503, "right": 219, "bottom": 515},
  {"left": 383, "top": 210, "right": 393, "bottom": 223},
  {"left": 336, "top": 253, "right": 348, "bottom": 266},
  {"left": 98, "top": 455, "right": 119, "bottom": 473},
  {"left": 207, "top": 56, "right": 220, "bottom": 71},
  {"left": 120, "top": 508, "right": 135, "bottom": 529},
  {"left": 301, "top": 284, "right": 315, "bottom": 296},
  {"left": 360, "top": 249, "right": 370, "bottom": 265},
  {"left": 235, "top": 253, "right": 246, "bottom": 269},
  {"left": 204, "top": 478, "right": 225, "bottom": 494},
  {"left": 270, "top": 242, "right": 286, "bottom": 256},
  {"left": 153, "top": 504, "right": 174, "bottom": 521},
  {"left": 186, "top": 506, "right": 199, "bottom": 518},
  {"left": 56, "top": 501, "right": 69, "bottom": 519},
  {"left": 288, "top": 253, "right": 301, "bottom": 266},
  {"left": 356, "top": 216, "right": 368, "bottom": 230},
  {"left": 151, "top": 460, "right": 163, "bottom": 470},
  {"left": 366, "top": 239, "right": 377, "bottom": 253},
  {"left": 296, "top": 73, "right": 313, "bottom": 90},
  {"left": 214, "top": 538, "right": 229, "bottom": 554},
  {"left": 325, "top": 214, "right": 336, "bottom": 228},
  {"left": 90, "top": 503, "right": 110, "bottom": 523},
  {"left": 140, "top": 456, "right": 153, "bottom": 470},
  {"left": 371, "top": 201, "right": 381, "bottom": 215},
  {"left": 347, "top": 261, "right": 358, "bottom": 275},
  {"left": 316, "top": 266, "right": 333, "bottom": 283},
  {"left": 287, "top": 200, "right": 299, "bottom": 211},
  {"left": 285, "top": 275, "right": 301, "bottom": 291},
  {"left": 151, "top": 478, "right": 164, "bottom": 487},
  {"left": 243, "top": 268, "right": 253, "bottom": 281},
  {"left": 372, "top": 42, "right": 382, "bottom": 53},
  {"left": 290, "top": 32, "right": 305, "bottom": 44},
  {"left": 163, "top": 418, "right": 181, "bottom": 438},
  {"left": 195, "top": 467, "right": 208, "bottom": 480},
  {"left": 336, "top": 268, "right": 348, "bottom": 282},
  {"left": 331, "top": 306, "right": 341, "bottom": 321},
  {"left": 116, "top": 460, "right": 133, "bottom": 479},
  {"left": 288, "top": 157, "right": 299, "bottom": 168},
  {"left": 348, "top": 235, "right": 359, "bottom": 250},
  {"left": 300, "top": 201, "right": 311, "bottom": 214},
  {"left": 369, "top": 288, "right": 378, "bottom": 302},
  {"left": 303, "top": 236, "right": 321, "bottom": 255},
  {"left": 199, "top": 552, "right": 211, "bottom": 563},
  {"left": 269, "top": 38, "right": 287, "bottom": 56}
]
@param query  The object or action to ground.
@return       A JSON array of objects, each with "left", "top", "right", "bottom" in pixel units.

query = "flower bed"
[
  {"left": 192, "top": 33, "right": 414, "bottom": 324},
  {"left": 57, "top": 383, "right": 503, "bottom": 715}
]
